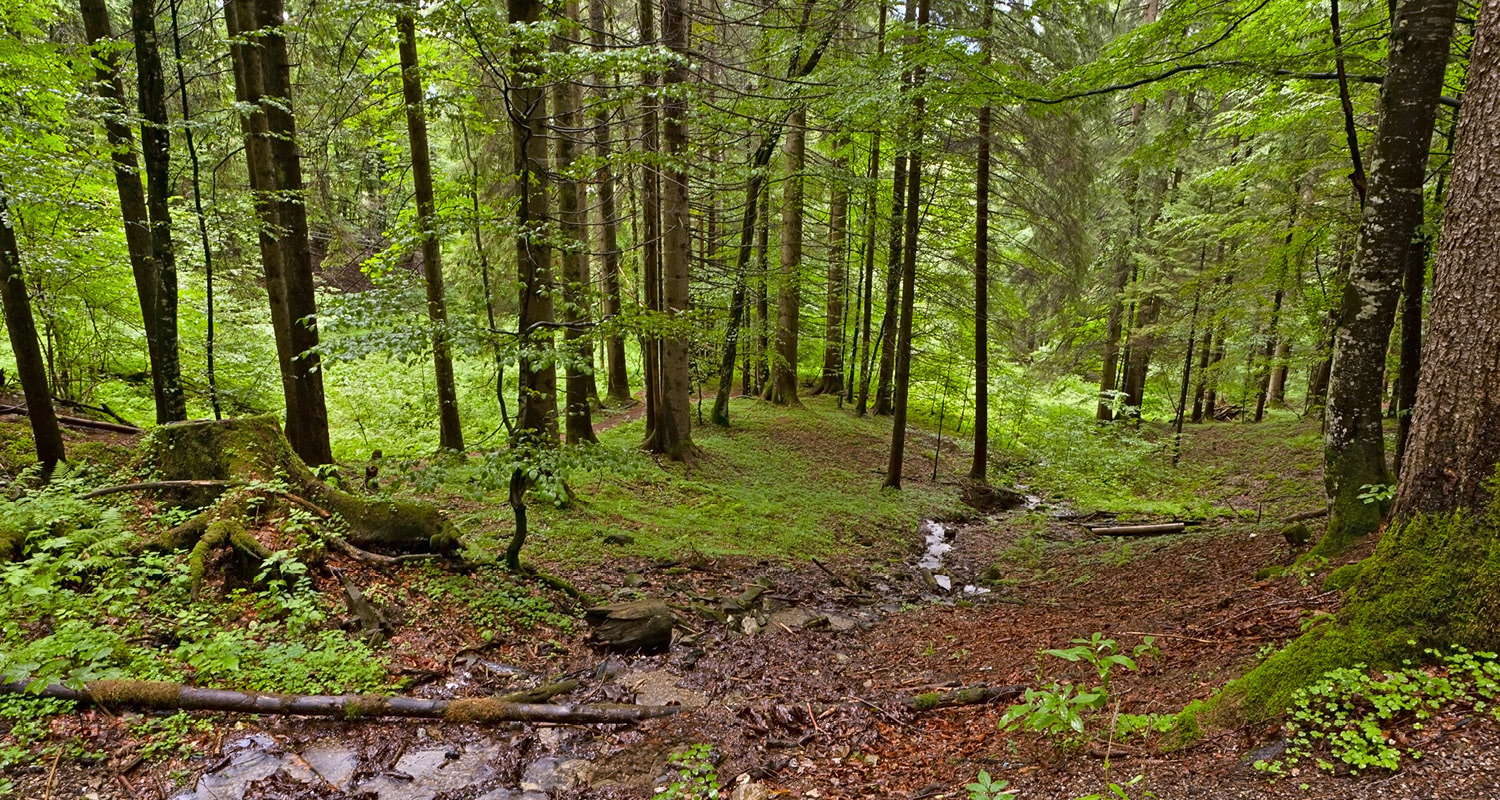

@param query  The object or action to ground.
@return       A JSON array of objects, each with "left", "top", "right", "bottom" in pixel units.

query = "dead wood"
[
  {"left": 0, "top": 679, "right": 682, "bottom": 724},
  {"left": 0, "top": 405, "right": 142, "bottom": 434},
  {"left": 1086, "top": 523, "right": 1187, "bottom": 536},
  {"left": 1284, "top": 507, "right": 1330, "bottom": 523},
  {"left": 900, "top": 684, "right": 1024, "bottom": 711}
]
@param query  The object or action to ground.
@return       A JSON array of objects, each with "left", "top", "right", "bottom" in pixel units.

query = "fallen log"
[
  {"left": 0, "top": 679, "right": 681, "bottom": 724},
  {"left": 1086, "top": 523, "right": 1186, "bottom": 537},
  {"left": 1284, "top": 507, "right": 1329, "bottom": 523},
  {"left": 900, "top": 684, "right": 1024, "bottom": 712},
  {"left": 0, "top": 405, "right": 143, "bottom": 434}
]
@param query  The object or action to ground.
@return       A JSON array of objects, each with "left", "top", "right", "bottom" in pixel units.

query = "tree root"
[
  {"left": 1, "top": 679, "right": 682, "bottom": 725},
  {"left": 188, "top": 518, "right": 269, "bottom": 602}
]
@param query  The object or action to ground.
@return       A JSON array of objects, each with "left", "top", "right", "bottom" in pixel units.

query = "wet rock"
[
  {"left": 477, "top": 789, "right": 549, "bottom": 800},
  {"left": 739, "top": 615, "right": 761, "bottom": 636},
  {"left": 300, "top": 742, "right": 359, "bottom": 790},
  {"left": 585, "top": 598, "right": 676, "bottom": 651},
  {"left": 619, "top": 670, "right": 708, "bottom": 708},
  {"left": 520, "top": 757, "right": 592, "bottom": 792},
  {"left": 767, "top": 607, "right": 816, "bottom": 630},
  {"left": 730, "top": 778, "right": 771, "bottom": 800},
  {"left": 354, "top": 741, "right": 503, "bottom": 800},
  {"left": 172, "top": 734, "right": 323, "bottom": 800}
]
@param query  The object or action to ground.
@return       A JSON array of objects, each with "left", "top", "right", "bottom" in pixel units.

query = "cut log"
[
  {"left": 585, "top": 599, "right": 676, "bottom": 651},
  {"left": 0, "top": 679, "right": 681, "bottom": 724},
  {"left": 900, "top": 684, "right": 1024, "bottom": 711},
  {"left": 1086, "top": 523, "right": 1187, "bottom": 536},
  {"left": 142, "top": 416, "right": 459, "bottom": 555}
]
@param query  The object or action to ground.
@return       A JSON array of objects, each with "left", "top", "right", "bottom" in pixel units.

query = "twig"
[
  {"left": 1121, "top": 631, "right": 1215, "bottom": 644},
  {"left": 43, "top": 746, "right": 62, "bottom": 800}
]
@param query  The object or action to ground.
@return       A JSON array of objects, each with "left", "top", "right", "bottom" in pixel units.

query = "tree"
[
  {"left": 130, "top": 0, "right": 187, "bottom": 423},
  {"left": 817, "top": 134, "right": 848, "bottom": 396},
  {"left": 589, "top": 0, "right": 632, "bottom": 406},
  {"left": 883, "top": 0, "right": 929, "bottom": 490},
  {"left": 970, "top": 0, "right": 993, "bottom": 483},
  {"left": 654, "top": 0, "right": 695, "bottom": 458},
  {"left": 765, "top": 107, "right": 806, "bottom": 406},
  {"left": 0, "top": 197, "right": 65, "bottom": 471},
  {"left": 397, "top": 0, "right": 464, "bottom": 451},
  {"left": 1320, "top": 0, "right": 1457, "bottom": 553},
  {"left": 1218, "top": 0, "right": 1500, "bottom": 721},
  {"left": 554, "top": 0, "right": 598, "bottom": 446}
]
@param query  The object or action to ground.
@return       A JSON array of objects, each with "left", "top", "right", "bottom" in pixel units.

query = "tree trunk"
[
  {"left": 872, "top": 0, "right": 918, "bottom": 418},
  {"left": 766, "top": 108, "right": 805, "bottom": 406},
  {"left": 224, "top": 0, "right": 300, "bottom": 445},
  {"left": 1253, "top": 285, "right": 1285, "bottom": 422},
  {"left": 754, "top": 181, "right": 771, "bottom": 394},
  {"left": 1268, "top": 339, "right": 1291, "bottom": 407},
  {"left": 590, "top": 0, "right": 631, "bottom": 406},
  {"left": 510, "top": 0, "right": 558, "bottom": 441},
  {"left": 245, "top": 0, "right": 332, "bottom": 465},
  {"left": 1219, "top": 1, "right": 1500, "bottom": 723},
  {"left": 970, "top": 0, "right": 992, "bottom": 482},
  {"left": 818, "top": 136, "right": 848, "bottom": 396},
  {"left": 1121, "top": 295, "right": 1159, "bottom": 418},
  {"left": 854, "top": 129, "right": 881, "bottom": 413},
  {"left": 0, "top": 199, "right": 66, "bottom": 471},
  {"left": 655, "top": 0, "right": 695, "bottom": 457},
  {"left": 1321, "top": 0, "right": 1456, "bottom": 553},
  {"left": 79, "top": 0, "right": 165, "bottom": 421},
  {"left": 883, "top": 0, "right": 928, "bottom": 490},
  {"left": 397, "top": 0, "right": 464, "bottom": 451},
  {"left": 1191, "top": 326, "right": 1212, "bottom": 422},
  {"left": 638, "top": 0, "right": 662, "bottom": 446},
  {"left": 554, "top": 0, "right": 598, "bottom": 446},
  {"left": 130, "top": 0, "right": 188, "bottom": 424}
]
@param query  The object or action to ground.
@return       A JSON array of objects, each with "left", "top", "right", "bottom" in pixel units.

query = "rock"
[
  {"left": 603, "top": 532, "right": 635, "bottom": 546},
  {"left": 1281, "top": 522, "right": 1312, "bottom": 547},
  {"left": 767, "top": 607, "right": 817, "bottom": 630},
  {"left": 520, "top": 757, "right": 593, "bottom": 792},
  {"left": 585, "top": 599, "right": 676, "bottom": 651},
  {"left": 740, "top": 615, "right": 761, "bottom": 636},
  {"left": 618, "top": 670, "right": 708, "bottom": 708}
]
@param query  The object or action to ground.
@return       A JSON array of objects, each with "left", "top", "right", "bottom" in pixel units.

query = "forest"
[{"left": 1, "top": 0, "right": 1498, "bottom": 793}]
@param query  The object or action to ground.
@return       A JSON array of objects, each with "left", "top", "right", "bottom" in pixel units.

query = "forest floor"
[{"left": 4, "top": 396, "right": 1499, "bottom": 800}]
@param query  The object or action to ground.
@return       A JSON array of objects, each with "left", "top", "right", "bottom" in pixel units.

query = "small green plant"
[
  {"left": 1000, "top": 634, "right": 1157, "bottom": 737},
  {"left": 1075, "top": 774, "right": 1157, "bottom": 799},
  {"left": 1356, "top": 483, "right": 1396, "bottom": 504},
  {"left": 1254, "top": 646, "right": 1500, "bottom": 778},
  {"left": 966, "top": 770, "right": 1016, "bottom": 800},
  {"left": 656, "top": 743, "right": 721, "bottom": 799}
]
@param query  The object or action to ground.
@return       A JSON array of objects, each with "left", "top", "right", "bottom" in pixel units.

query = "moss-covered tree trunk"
[
  {"left": 1319, "top": 0, "right": 1456, "bottom": 554},
  {"left": 1205, "top": 0, "right": 1500, "bottom": 725}
]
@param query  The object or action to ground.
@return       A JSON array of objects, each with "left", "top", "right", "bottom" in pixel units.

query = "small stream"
[{"left": 916, "top": 519, "right": 989, "bottom": 597}]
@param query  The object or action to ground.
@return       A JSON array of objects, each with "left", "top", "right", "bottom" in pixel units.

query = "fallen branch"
[
  {"left": 82, "top": 480, "right": 240, "bottom": 500},
  {"left": 1086, "top": 523, "right": 1187, "bottom": 536},
  {"left": 0, "top": 405, "right": 143, "bottom": 434},
  {"left": 1284, "top": 507, "right": 1329, "bottom": 523},
  {"left": 900, "top": 684, "right": 1024, "bottom": 712},
  {"left": 1, "top": 678, "right": 682, "bottom": 724},
  {"left": 323, "top": 534, "right": 440, "bottom": 567}
]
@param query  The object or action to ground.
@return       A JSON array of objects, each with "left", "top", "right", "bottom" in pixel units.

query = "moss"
[
  {"left": 1208, "top": 508, "right": 1500, "bottom": 726},
  {"left": 87, "top": 679, "right": 183, "bottom": 710},
  {"left": 1315, "top": 449, "right": 1388, "bottom": 556},
  {"left": 443, "top": 696, "right": 514, "bottom": 724},
  {"left": 1322, "top": 562, "right": 1364, "bottom": 592},
  {"left": 343, "top": 694, "right": 391, "bottom": 719},
  {"left": 1280, "top": 523, "right": 1311, "bottom": 546},
  {"left": 0, "top": 524, "right": 22, "bottom": 561},
  {"left": 907, "top": 691, "right": 945, "bottom": 712}
]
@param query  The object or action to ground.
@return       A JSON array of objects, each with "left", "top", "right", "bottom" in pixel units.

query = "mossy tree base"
[
  {"left": 144, "top": 416, "right": 460, "bottom": 555},
  {"left": 1186, "top": 506, "right": 1500, "bottom": 732}
]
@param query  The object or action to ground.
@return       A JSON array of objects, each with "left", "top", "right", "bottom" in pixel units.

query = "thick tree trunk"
[
  {"left": 1216, "top": 3, "right": 1500, "bottom": 724},
  {"left": 248, "top": 0, "right": 332, "bottom": 464},
  {"left": 655, "top": 0, "right": 695, "bottom": 457},
  {"left": 131, "top": 0, "right": 188, "bottom": 424},
  {"left": 590, "top": 0, "right": 631, "bottom": 406},
  {"left": 1321, "top": 0, "right": 1456, "bottom": 553},
  {"left": 754, "top": 182, "right": 771, "bottom": 394},
  {"left": 818, "top": 137, "right": 848, "bottom": 396},
  {"left": 0, "top": 200, "right": 66, "bottom": 471},
  {"left": 766, "top": 108, "right": 805, "bottom": 406},
  {"left": 511, "top": 0, "right": 558, "bottom": 441},
  {"left": 224, "top": 0, "right": 300, "bottom": 445},
  {"left": 638, "top": 0, "right": 662, "bottom": 446},
  {"left": 884, "top": 0, "right": 928, "bottom": 490},
  {"left": 873, "top": 0, "right": 918, "bottom": 418},
  {"left": 80, "top": 0, "right": 165, "bottom": 419},
  {"left": 398, "top": 1, "right": 463, "bottom": 451},
  {"left": 1191, "top": 327, "right": 1212, "bottom": 422},
  {"left": 1253, "top": 285, "right": 1285, "bottom": 422},
  {"left": 854, "top": 130, "right": 880, "bottom": 413},
  {"left": 554, "top": 1, "right": 598, "bottom": 446},
  {"left": 1120, "top": 295, "right": 1159, "bottom": 417}
]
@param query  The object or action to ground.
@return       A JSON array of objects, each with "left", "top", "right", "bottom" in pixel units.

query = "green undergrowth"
[{"left": 429, "top": 397, "right": 966, "bottom": 568}]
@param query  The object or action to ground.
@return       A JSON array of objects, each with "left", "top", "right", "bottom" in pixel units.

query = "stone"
[
  {"left": 520, "top": 757, "right": 593, "bottom": 792},
  {"left": 585, "top": 599, "right": 676, "bottom": 651},
  {"left": 603, "top": 532, "right": 635, "bottom": 546},
  {"left": 618, "top": 670, "right": 708, "bottom": 708}
]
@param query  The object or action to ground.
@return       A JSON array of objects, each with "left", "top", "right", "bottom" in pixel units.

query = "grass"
[{"left": 447, "top": 395, "right": 967, "bottom": 569}]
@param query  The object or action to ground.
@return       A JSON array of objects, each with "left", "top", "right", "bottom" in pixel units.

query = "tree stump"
[{"left": 585, "top": 599, "right": 676, "bottom": 651}]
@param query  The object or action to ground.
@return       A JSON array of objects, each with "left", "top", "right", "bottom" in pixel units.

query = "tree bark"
[
  {"left": 0, "top": 199, "right": 65, "bottom": 471},
  {"left": 510, "top": 0, "right": 558, "bottom": 442},
  {"left": 79, "top": 0, "right": 165, "bottom": 422},
  {"left": 1321, "top": 0, "right": 1456, "bottom": 553},
  {"left": 554, "top": 0, "right": 598, "bottom": 446},
  {"left": 397, "top": 0, "right": 464, "bottom": 451},
  {"left": 655, "top": 0, "right": 695, "bottom": 457},
  {"left": 249, "top": 0, "right": 332, "bottom": 464},
  {"left": 970, "top": 0, "right": 992, "bottom": 482},
  {"left": 883, "top": 0, "right": 929, "bottom": 490},
  {"left": 1191, "top": 326, "right": 1212, "bottom": 422},
  {"left": 766, "top": 107, "right": 805, "bottom": 406},
  {"left": 131, "top": 0, "right": 188, "bottom": 424},
  {"left": 590, "top": 0, "right": 632, "bottom": 406},
  {"left": 872, "top": 1, "right": 917, "bottom": 418},
  {"left": 818, "top": 135, "right": 848, "bottom": 396},
  {"left": 638, "top": 0, "right": 662, "bottom": 446},
  {"left": 224, "top": 0, "right": 300, "bottom": 445}
]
